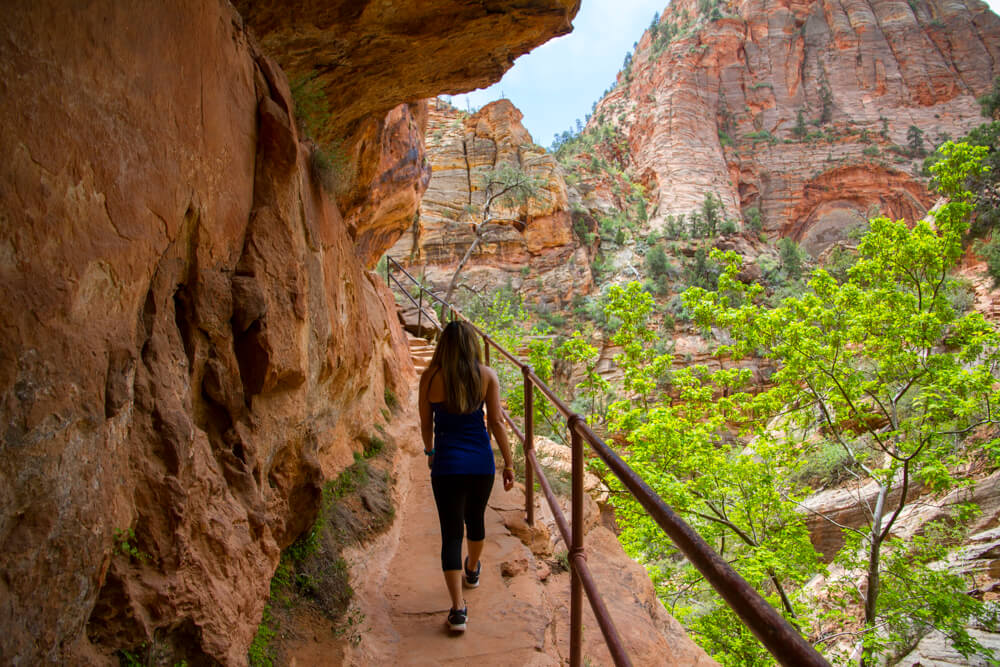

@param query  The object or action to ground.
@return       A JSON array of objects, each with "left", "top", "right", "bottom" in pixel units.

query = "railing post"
[
  {"left": 570, "top": 417, "right": 584, "bottom": 667},
  {"left": 522, "top": 366, "right": 534, "bottom": 526},
  {"left": 416, "top": 287, "right": 424, "bottom": 336},
  {"left": 386, "top": 257, "right": 391, "bottom": 286},
  {"left": 482, "top": 334, "right": 490, "bottom": 367}
]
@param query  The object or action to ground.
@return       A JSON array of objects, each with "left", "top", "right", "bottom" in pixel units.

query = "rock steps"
[{"left": 408, "top": 334, "right": 435, "bottom": 375}]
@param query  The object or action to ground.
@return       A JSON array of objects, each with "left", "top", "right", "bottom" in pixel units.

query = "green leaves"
[{"left": 588, "top": 143, "right": 998, "bottom": 664}]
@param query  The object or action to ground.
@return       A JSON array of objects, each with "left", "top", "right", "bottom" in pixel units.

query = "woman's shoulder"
[
  {"left": 478, "top": 363, "right": 497, "bottom": 381},
  {"left": 419, "top": 363, "right": 440, "bottom": 389}
]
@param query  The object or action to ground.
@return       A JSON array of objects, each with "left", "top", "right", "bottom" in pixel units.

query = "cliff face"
[
  {"left": 597, "top": 0, "right": 1000, "bottom": 253},
  {"left": 0, "top": 0, "right": 578, "bottom": 663},
  {"left": 235, "top": 0, "right": 581, "bottom": 269},
  {"left": 389, "top": 99, "right": 593, "bottom": 310}
]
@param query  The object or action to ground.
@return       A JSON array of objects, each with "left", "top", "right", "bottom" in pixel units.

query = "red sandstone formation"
[
  {"left": 595, "top": 0, "right": 1000, "bottom": 253},
  {"left": 389, "top": 99, "right": 593, "bottom": 310},
  {"left": 0, "top": 0, "right": 578, "bottom": 663}
]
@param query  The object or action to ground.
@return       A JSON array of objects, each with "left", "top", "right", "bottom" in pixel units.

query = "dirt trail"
[{"left": 344, "top": 434, "right": 560, "bottom": 666}]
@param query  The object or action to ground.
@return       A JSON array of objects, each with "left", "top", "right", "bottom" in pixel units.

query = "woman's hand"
[
  {"left": 427, "top": 454, "right": 434, "bottom": 471},
  {"left": 502, "top": 466, "right": 515, "bottom": 491}
]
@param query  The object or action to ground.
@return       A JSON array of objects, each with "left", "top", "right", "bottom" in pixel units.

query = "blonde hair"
[{"left": 429, "top": 320, "right": 484, "bottom": 414}]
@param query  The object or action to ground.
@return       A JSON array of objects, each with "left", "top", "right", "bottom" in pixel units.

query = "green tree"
[
  {"left": 906, "top": 124, "right": 926, "bottom": 157},
  {"left": 646, "top": 244, "right": 670, "bottom": 278},
  {"left": 599, "top": 283, "right": 819, "bottom": 665},
  {"left": 556, "top": 331, "right": 610, "bottom": 421},
  {"left": 776, "top": 237, "right": 805, "bottom": 280},
  {"left": 687, "top": 142, "right": 1000, "bottom": 664},
  {"left": 702, "top": 193, "right": 722, "bottom": 237},
  {"left": 793, "top": 109, "right": 808, "bottom": 139}
]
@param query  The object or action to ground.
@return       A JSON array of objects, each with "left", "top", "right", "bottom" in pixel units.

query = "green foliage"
[
  {"left": 925, "top": 122, "right": 999, "bottom": 237},
  {"left": 646, "top": 244, "right": 671, "bottom": 278},
  {"left": 683, "top": 246, "right": 721, "bottom": 290},
  {"left": 556, "top": 331, "right": 611, "bottom": 422},
  {"left": 978, "top": 75, "right": 1000, "bottom": 119},
  {"left": 248, "top": 606, "right": 276, "bottom": 667},
  {"left": 603, "top": 283, "right": 673, "bottom": 412},
  {"left": 290, "top": 72, "right": 329, "bottom": 139},
  {"left": 776, "top": 237, "right": 806, "bottom": 280},
  {"left": 597, "top": 281, "right": 818, "bottom": 663},
  {"left": 384, "top": 387, "right": 398, "bottom": 413},
  {"left": 744, "top": 129, "right": 776, "bottom": 144},
  {"left": 744, "top": 207, "right": 763, "bottom": 233},
  {"left": 793, "top": 109, "right": 808, "bottom": 139},
  {"left": 113, "top": 527, "right": 149, "bottom": 563},
  {"left": 309, "top": 140, "right": 349, "bottom": 194},
  {"left": 701, "top": 193, "right": 722, "bottom": 237},
  {"left": 907, "top": 124, "right": 926, "bottom": 157},
  {"left": 684, "top": 143, "right": 999, "bottom": 662}
]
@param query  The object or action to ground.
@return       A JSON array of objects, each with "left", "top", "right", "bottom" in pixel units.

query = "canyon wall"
[
  {"left": 0, "top": 0, "right": 577, "bottom": 663},
  {"left": 597, "top": 0, "right": 1000, "bottom": 253},
  {"left": 388, "top": 99, "right": 593, "bottom": 311}
]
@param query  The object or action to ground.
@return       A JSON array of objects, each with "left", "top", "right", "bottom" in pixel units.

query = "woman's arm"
[
  {"left": 483, "top": 366, "right": 515, "bottom": 491},
  {"left": 418, "top": 367, "right": 435, "bottom": 468}
]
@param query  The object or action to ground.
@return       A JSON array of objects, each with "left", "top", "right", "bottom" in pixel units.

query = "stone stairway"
[{"left": 408, "top": 333, "right": 435, "bottom": 374}]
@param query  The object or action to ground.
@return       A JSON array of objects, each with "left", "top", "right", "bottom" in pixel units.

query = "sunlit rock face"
[
  {"left": 0, "top": 0, "right": 579, "bottom": 663},
  {"left": 389, "top": 99, "right": 593, "bottom": 311},
  {"left": 594, "top": 0, "right": 1000, "bottom": 255}
]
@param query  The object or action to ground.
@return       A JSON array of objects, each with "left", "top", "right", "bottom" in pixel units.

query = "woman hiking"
[{"left": 418, "top": 320, "right": 515, "bottom": 632}]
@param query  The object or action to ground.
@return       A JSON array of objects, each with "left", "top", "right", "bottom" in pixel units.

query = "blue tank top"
[{"left": 430, "top": 400, "right": 495, "bottom": 476}]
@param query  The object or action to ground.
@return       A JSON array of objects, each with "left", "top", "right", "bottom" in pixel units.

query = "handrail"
[
  {"left": 384, "top": 256, "right": 830, "bottom": 667},
  {"left": 386, "top": 264, "right": 442, "bottom": 334}
]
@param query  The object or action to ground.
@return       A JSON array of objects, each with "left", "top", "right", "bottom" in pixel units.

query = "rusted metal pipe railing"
[
  {"left": 522, "top": 365, "right": 535, "bottom": 527},
  {"left": 382, "top": 256, "right": 830, "bottom": 667},
  {"left": 386, "top": 271, "right": 441, "bottom": 334}
]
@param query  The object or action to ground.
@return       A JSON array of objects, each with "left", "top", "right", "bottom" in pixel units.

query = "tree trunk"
[
  {"left": 859, "top": 484, "right": 888, "bottom": 667},
  {"left": 443, "top": 232, "right": 482, "bottom": 307}
]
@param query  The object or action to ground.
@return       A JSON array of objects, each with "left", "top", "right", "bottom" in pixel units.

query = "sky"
[
  {"left": 449, "top": 0, "right": 1000, "bottom": 151},
  {"left": 448, "top": 0, "right": 667, "bottom": 149}
]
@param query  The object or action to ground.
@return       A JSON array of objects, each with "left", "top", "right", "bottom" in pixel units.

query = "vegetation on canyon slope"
[{"left": 464, "top": 141, "right": 1000, "bottom": 665}]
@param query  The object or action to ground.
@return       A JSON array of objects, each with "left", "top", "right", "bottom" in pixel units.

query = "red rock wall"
[
  {"left": 389, "top": 100, "right": 593, "bottom": 310},
  {"left": 0, "top": 0, "right": 577, "bottom": 663},
  {"left": 596, "top": 0, "right": 1000, "bottom": 253}
]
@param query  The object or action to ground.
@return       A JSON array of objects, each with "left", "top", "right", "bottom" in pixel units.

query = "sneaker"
[
  {"left": 447, "top": 605, "right": 467, "bottom": 632},
  {"left": 463, "top": 556, "right": 481, "bottom": 588}
]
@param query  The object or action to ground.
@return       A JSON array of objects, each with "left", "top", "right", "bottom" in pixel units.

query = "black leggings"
[{"left": 431, "top": 474, "right": 495, "bottom": 571}]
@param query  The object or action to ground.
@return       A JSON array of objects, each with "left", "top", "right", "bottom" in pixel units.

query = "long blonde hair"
[{"left": 429, "top": 320, "right": 484, "bottom": 414}]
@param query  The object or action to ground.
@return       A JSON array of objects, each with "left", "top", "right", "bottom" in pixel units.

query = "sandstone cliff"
[
  {"left": 594, "top": 0, "right": 1000, "bottom": 254},
  {"left": 388, "top": 99, "right": 593, "bottom": 311},
  {"left": 0, "top": 0, "right": 578, "bottom": 663}
]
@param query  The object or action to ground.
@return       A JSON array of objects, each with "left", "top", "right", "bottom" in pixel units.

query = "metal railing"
[{"left": 385, "top": 257, "right": 830, "bottom": 667}]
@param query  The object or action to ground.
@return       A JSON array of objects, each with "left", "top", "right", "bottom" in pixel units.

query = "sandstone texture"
[
  {"left": 388, "top": 99, "right": 594, "bottom": 310},
  {"left": 594, "top": 0, "right": 1000, "bottom": 254},
  {"left": 0, "top": 0, "right": 580, "bottom": 663}
]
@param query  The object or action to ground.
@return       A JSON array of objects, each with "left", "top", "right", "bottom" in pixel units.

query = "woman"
[{"left": 418, "top": 320, "right": 515, "bottom": 633}]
